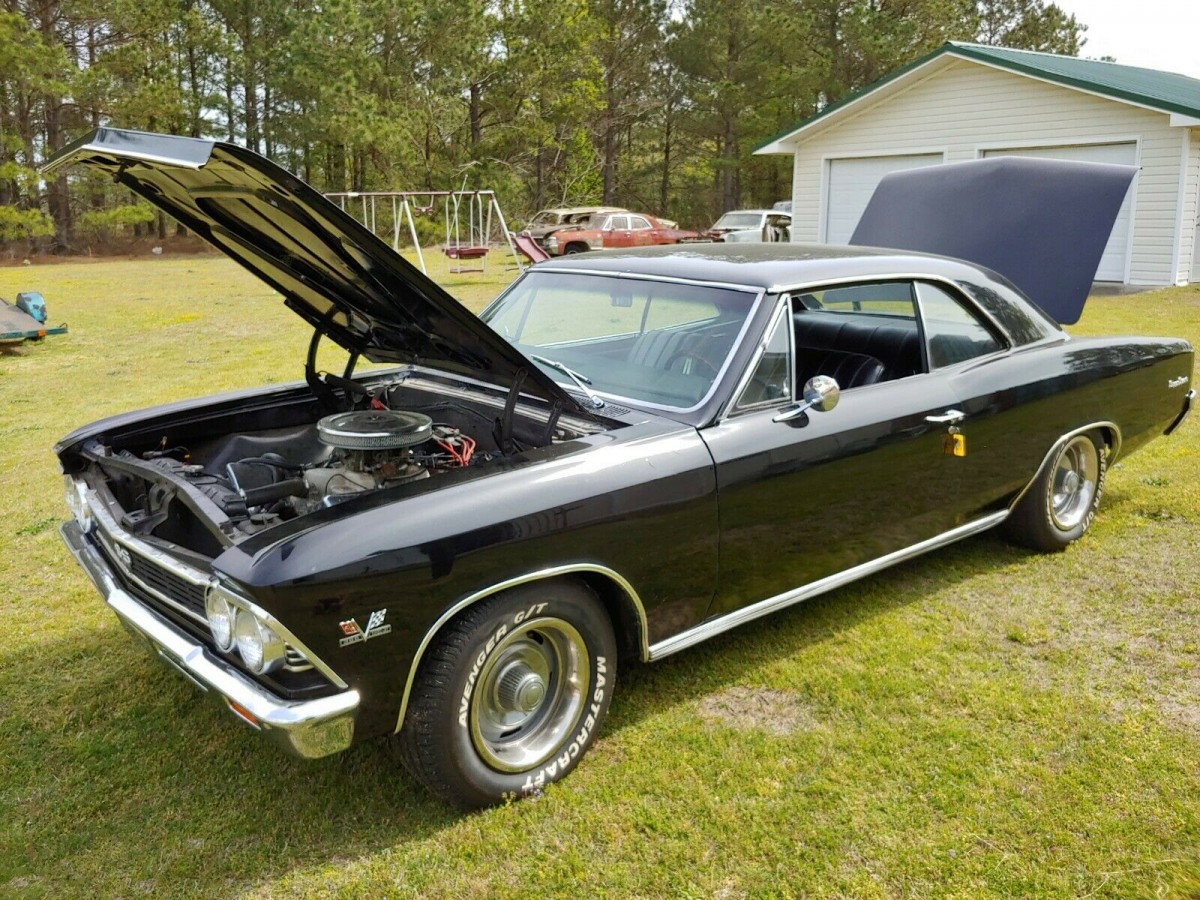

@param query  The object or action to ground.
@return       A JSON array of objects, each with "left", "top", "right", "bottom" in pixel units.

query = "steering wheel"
[{"left": 665, "top": 351, "right": 718, "bottom": 379}]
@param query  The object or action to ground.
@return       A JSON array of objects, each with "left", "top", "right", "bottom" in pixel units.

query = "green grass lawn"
[{"left": 2, "top": 256, "right": 1199, "bottom": 898}]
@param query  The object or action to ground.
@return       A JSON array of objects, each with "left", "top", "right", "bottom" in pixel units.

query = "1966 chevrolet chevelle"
[{"left": 47, "top": 129, "right": 1194, "bottom": 807}]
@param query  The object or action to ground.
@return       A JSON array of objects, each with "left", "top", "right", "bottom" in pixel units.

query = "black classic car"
[{"left": 48, "top": 130, "right": 1194, "bottom": 808}]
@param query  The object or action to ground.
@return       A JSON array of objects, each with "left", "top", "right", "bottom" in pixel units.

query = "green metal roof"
[{"left": 756, "top": 41, "right": 1200, "bottom": 153}]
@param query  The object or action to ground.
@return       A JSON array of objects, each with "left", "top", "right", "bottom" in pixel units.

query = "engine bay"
[
  {"left": 134, "top": 408, "right": 483, "bottom": 527},
  {"left": 78, "top": 374, "right": 599, "bottom": 556}
]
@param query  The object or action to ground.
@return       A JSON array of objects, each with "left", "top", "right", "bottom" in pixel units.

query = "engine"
[
  {"left": 303, "top": 409, "right": 436, "bottom": 501},
  {"left": 133, "top": 409, "right": 481, "bottom": 534}
]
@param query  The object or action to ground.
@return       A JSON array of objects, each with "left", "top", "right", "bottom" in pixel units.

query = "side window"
[
  {"left": 810, "top": 281, "right": 917, "bottom": 319},
  {"left": 789, "top": 281, "right": 921, "bottom": 387},
  {"left": 736, "top": 311, "right": 791, "bottom": 409},
  {"left": 629, "top": 216, "right": 651, "bottom": 230},
  {"left": 917, "top": 282, "right": 1005, "bottom": 368}
]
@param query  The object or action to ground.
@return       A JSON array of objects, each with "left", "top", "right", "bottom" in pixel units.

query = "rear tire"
[
  {"left": 395, "top": 579, "right": 616, "bottom": 809},
  {"left": 1004, "top": 431, "right": 1107, "bottom": 552}
]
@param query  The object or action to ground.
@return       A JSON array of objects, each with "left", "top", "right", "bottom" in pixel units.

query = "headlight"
[
  {"left": 204, "top": 585, "right": 238, "bottom": 652},
  {"left": 63, "top": 476, "right": 93, "bottom": 533},
  {"left": 234, "top": 608, "right": 287, "bottom": 674},
  {"left": 547, "top": 235, "right": 558, "bottom": 251}
]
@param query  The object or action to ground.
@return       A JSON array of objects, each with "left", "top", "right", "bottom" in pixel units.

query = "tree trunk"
[
  {"left": 659, "top": 107, "right": 672, "bottom": 214},
  {"left": 469, "top": 82, "right": 483, "bottom": 148}
]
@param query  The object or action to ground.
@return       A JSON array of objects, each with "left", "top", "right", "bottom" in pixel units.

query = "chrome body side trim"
[
  {"left": 61, "top": 521, "right": 359, "bottom": 759},
  {"left": 647, "top": 510, "right": 1009, "bottom": 660},
  {"left": 1005, "top": 421, "right": 1123, "bottom": 513},
  {"left": 394, "top": 563, "right": 649, "bottom": 733}
]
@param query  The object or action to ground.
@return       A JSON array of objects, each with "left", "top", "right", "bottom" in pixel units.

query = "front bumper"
[{"left": 60, "top": 521, "right": 360, "bottom": 759}]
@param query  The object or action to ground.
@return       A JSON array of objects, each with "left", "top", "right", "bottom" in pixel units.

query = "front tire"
[
  {"left": 1005, "top": 431, "right": 1107, "bottom": 552},
  {"left": 396, "top": 579, "right": 616, "bottom": 808}
]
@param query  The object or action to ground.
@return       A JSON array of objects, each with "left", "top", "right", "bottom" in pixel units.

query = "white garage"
[
  {"left": 823, "top": 154, "right": 943, "bottom": 243},
  {"left": 757, "top": 42, "right": 1200, "bottom": 287}
]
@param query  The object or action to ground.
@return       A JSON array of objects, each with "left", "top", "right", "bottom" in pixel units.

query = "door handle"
[{"left": 925, "top": 409, "right": 966, "bottom": 425}]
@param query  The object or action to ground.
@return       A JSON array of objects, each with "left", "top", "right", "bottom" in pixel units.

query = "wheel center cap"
[
  {"left": 497, "top": 663, "right": 546, "bottom": 713},
  {"left": 1063, "top": 471, "right": 1081, "bottom": 494}
]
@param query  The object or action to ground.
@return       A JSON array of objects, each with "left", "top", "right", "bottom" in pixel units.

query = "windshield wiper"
[{"left": 531, "top": 355, "right": 605, "bottom": 409}]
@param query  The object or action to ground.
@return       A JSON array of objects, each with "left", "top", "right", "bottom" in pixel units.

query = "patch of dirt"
[{"left": 697, "top": 686, "right": 821, "bottom": 736}]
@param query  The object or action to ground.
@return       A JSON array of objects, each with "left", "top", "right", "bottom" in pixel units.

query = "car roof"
[
  {"left": 540, "top": 206, "right": 627, "bottom": 215},
  {"left": 533, "top": 242, "right": 990, "bottom": 292}
]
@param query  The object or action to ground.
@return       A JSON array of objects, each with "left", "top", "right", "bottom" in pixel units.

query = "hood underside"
[
  {"left": 850, "top": 156, "right": 1137, "bottom": 325},
  {"left": 44, "top": 128, "right": 592, "bottom": 417}
]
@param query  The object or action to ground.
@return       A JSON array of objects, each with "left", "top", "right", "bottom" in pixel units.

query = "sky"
[{"left": 1050, "top": 0, "right": 1200, "bottom": 79}]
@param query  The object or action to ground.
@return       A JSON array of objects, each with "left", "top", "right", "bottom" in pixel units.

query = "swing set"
[{"left": 326, "top": 189, "right": 524, "bottom": 276}]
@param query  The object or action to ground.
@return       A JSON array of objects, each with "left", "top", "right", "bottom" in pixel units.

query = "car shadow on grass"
[{"left": 0, "top": 531, "right": 1038, "bottom": 895}]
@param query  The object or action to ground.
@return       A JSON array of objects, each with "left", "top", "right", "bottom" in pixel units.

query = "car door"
[
  {"left": 700, "top": 287, "right": 981, "bottom": 618},
  {"left": 626, "top": 215, "right": 656, "bottom": 247},
  {"left": 603, "top": 215, "right": 635, "bottom": 248}
]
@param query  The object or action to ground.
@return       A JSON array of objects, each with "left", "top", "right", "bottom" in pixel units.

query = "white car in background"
[{"left": 706, "top": 209, "right": 791, "bottom": 243}]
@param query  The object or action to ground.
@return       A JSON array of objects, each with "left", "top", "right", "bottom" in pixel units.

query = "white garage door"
[
  {"left": 983, "top": 142, "right": 1137, "bottom": 282},
  {"left": 824, "top": 153, "right": 943, "bottom": 244}
]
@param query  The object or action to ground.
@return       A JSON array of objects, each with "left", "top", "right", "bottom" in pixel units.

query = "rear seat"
[
  {"left": 793, "top": 313, "right": 923, "bottom": 387},
  {"left": 628, "top": 319, "right": 741, "bottom": 372}
]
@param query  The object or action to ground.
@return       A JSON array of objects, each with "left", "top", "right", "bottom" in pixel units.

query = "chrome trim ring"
[
  {"left": 1047, "top": 435, "right": 1099, "bottom": 531},
  {"left": 1007, "top": 422, "right": 1122, "bottom": 513},
  {"left": 469, "top": 617, "right": 589, "bottom": 773}
]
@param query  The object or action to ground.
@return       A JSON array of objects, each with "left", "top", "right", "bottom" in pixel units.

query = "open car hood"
[
  {"left": 44, "top": 128, "right": 594, "bottom": 417},
  {"left": 850, "top": 157, "right": 1137, "bottom": 325}
]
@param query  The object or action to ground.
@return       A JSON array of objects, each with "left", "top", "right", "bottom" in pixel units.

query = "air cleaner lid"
[{"left": 317, "top": 410, "right": 434, "bottom": 450}]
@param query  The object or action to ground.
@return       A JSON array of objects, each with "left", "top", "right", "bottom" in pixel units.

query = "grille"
[
  {"left": 128, "top": 554, "right": 207, "bottom": 618},
  {"left": 84, "top": 490, "right": 333, "bottom": 684}
]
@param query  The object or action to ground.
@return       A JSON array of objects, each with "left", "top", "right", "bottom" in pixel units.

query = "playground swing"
[
  {"left": 326, "top": 189, "right": 522, "bottom": 277},
  {"left": 443, "top": 191, "right": 491, "bottom": 273}
]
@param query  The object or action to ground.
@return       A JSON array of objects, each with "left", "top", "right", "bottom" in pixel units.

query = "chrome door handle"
[{"left": 925, "top": 409, "right": 966, "bottom": 425}]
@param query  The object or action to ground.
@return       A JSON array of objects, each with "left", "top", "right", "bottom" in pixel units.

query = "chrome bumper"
[
  {"left": 60, "top": 521, "right": 359, "bottom": 759},
  {"left": 1165, "top": 388, "right": 1195, "bottom": 436}
]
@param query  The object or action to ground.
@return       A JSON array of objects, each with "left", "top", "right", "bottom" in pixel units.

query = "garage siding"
[
  {"left": 788, "top": 59, "right": 1189, "bottom": 285},
  {"left": 1184, "top": 128, "right": 1200, "bottom": 283}
]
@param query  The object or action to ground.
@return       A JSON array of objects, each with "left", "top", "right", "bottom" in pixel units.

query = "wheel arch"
[
  {"left": 1007, "top": 421, "right": 1122, "bottom": 513},
  {"left": 394, "top": 564, "right": 648, "bottom": 733}
]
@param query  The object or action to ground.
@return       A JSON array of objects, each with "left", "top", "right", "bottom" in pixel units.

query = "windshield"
[
  {"left": 529, "top": 211, "right": 562, "bottom": 226},
  {"left": 712, "top": 212, "right": 762, "bottom": 230},
  {"left": 481, "top": 271, "right": 758, "bottom": 410}
]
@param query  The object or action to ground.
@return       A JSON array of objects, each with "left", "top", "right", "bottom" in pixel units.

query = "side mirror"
[
  {"left": 773, "top": 374, "right": 840, "bottom": 424},
  {"left": 803, "top": 374, "right": 840, "bottom": 412}
]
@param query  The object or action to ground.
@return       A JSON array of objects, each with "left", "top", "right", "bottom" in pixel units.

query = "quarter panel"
[{"left": 945, "top": 335, "right": 1195, "bottom": 516}]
